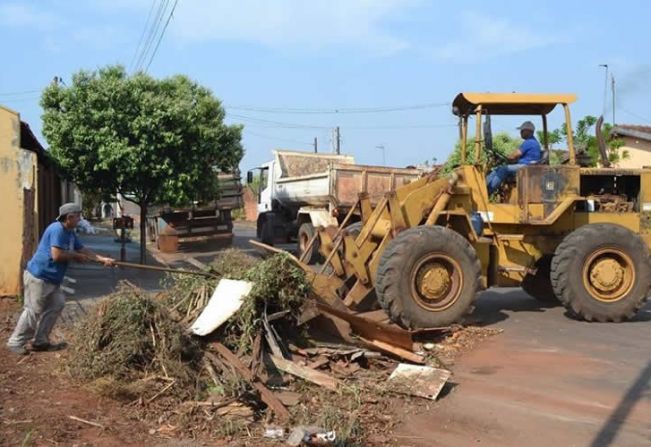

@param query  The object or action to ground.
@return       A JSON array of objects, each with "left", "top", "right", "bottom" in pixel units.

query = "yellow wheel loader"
[{"left": 301, "top": 92, "right": 651, "bottom": 328}]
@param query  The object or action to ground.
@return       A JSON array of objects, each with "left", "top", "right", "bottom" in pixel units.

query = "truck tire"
[
  {"left": 261, "top": 218, "right": 274, "bottom": 245},
  {"left": 550, "top": 223, "right": 651, "bottom": 322},
  {"left": 297, "top": 223, "right": 320, "bottom": 264},
  {"left": 344, "top": 221, "right": 362, "bottom": 238},
  {"left": 521, "top": 256, "right": 558, "bottom": 303},
  {"left": 375, "top": 226, "right": 481, "bottom": 328}
]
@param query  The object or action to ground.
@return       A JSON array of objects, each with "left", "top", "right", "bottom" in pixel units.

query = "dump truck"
[
  {"left": 247, "top": 150, "right": 422, "bottom": 262},
  {"left": 295, "top": 92, "right": 651, "bottom": 329},
  {"left": 147, "top": 171, "right": 243, "bottom": 252}
]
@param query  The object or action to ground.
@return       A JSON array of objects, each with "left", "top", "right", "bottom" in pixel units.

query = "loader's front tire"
[
  {"left": 376, "top": 226, "right": 481, "bottom": 328},
  {"left": 521, "top": 256, "right": 559, "bottom": 304},
  {"left": 297, "top": 222, "right": 320, "bottom": 264},
  {"left": 551, "top": 223, "right": 651, "bottom": 322}
]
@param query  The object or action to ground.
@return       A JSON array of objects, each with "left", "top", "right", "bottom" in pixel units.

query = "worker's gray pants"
[{"left": 7, "top": 271, "right": 65, "bottom": 348}]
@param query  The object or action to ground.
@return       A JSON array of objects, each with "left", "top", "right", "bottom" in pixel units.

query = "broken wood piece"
[
  {"left": 331, "top": 361, "right": 361, "bottom": 377},
  {"left": 262, "top": 312, "right": 284, "bottom": 358},
  {"left": 215, "top": 402, "right": 255, "bottom": 419},
  {"left": 267, "top": 310, "right": 291, "bottom": 322},
  {"left": 269, "top": 355, "right": 341, "bottom": 391},
  {"left": 360, "top": 338, "right": 425, "bottom": 364},
  {"left": 182, "top": 398, "right": 236, "bottom": 408},
  {"left": 210, "top": 342, "right": 290, "bottom": 422},
  {"left": 203, "top": 358, "right": 221, "bottom": 387},
  {"left": 185, "top": 257, "right": 209, "bottom": 271},
  {"left": 388, "top": 363, "right": 451, "bottom": 400},
  {"left": 316, "top": 302, "right": 414, "bottom": 351},
  {"left": 68, "top": 415, "right": 104, "bottom": 429},
  {"left": 250, "top": 331, "right": 263, "bottom": 375},
  {"left": 147, "top": 379, "right": 176, "bottom": 403},
  {"left": 273, "top": 390, "right": 302, "bottom": 407},
  {"left": 307, "top": 356, "right": 330, "bottom": 370}
]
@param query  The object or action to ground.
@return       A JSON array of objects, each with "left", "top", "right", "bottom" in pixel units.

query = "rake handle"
[{"left": 95, "top": 259, "right": 219, "bottom": 278}]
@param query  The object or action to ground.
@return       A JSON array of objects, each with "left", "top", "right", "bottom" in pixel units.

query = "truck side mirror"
[{"left": 246, "top": 171, "right": 253, "bottom": 184}]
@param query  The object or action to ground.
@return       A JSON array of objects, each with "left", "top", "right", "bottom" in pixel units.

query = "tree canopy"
[
  {"left": 443, "top": 132, "right": 520, "bottom": 171},
  {"left": 541, "top": 115, "right": 626, "bottom": 166},
  {"left": 41, "top": 65, "right": 244, "bottom": 261}
]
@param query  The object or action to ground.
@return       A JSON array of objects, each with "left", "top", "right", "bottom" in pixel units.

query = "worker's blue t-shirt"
[
  {"left": 27, "top": 221, "right": 83, "bottom": 285},
  {"left": 518, "top": 137, "right": 542, "bottom": 164}
]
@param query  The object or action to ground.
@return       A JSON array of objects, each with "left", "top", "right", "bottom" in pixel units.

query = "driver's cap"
[{"left": 517, "top": 121, "right": 535, "bottom": 131}]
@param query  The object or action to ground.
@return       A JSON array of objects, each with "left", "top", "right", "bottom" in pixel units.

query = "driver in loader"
[{"left": 486, "top": 121, "right": 541, "bottom": 195}]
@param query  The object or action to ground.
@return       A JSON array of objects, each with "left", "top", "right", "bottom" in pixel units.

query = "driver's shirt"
[{"left": 518, "top": 137, "right": 541, "bottom": 164}]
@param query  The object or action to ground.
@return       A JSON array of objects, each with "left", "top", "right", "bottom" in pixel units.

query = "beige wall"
[
  {"left": 614, "top": 137, "right": 651, "bottom": 169},
  {"left": 0, "top": 106, "right": 38, "bottom": 296}
]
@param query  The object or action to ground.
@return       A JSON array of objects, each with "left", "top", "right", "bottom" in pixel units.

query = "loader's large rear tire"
[
  {"left": 521, "top": 256, "right": 559, "bottom": 303},
  {"left": 375, "top": 226, "right": 481, "bottom": 328},
  {"left": 550, "top": 223, "right": 651, "bottom": 322},
  {"left": 297, "top": 222, "right": 320, "bottom": 264}
]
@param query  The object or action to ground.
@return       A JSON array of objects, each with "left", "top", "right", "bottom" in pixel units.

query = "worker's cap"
[
  {"left": 56, "top": 202, "right": 82, "bottom": 221},
  {"left": 517, "top": 121, "right": 536, "bottom": 131}
]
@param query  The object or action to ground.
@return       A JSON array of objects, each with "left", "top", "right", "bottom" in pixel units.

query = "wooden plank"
[
  {"left": 316, "top": 302, "right": 414, "bottom": 351},
  {"left": 185, "top": 257, "right": 209, "bottom": 271},
  {"left": 210, "top": 342, "right": 290, "bottom": 422},
  {"left": 360, "top": 338, "right": 425, "bottom": 364},
  {"left": 269, "top": 355, "right": 341, "bottom": 391}
]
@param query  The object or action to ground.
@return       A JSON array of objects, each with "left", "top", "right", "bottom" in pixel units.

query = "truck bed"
[{"left": 274, "top": 162, "right": 421, "bottom": 208}]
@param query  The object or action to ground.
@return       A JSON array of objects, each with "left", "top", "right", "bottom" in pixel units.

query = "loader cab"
[{"left": 451, "top": 92, "right": 581, "bottom": 223}]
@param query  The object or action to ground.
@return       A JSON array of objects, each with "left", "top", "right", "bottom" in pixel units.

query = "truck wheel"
[
  {"left": 375, "top": 226, "right": 480, "bottom": 328},
  {"left": 344, "top": 221, "right": 362, "bottom": 238},
  {"left": 550, "top": 223, "right": 651, "bottom": 322},
  {"left": 521, "top": 256, "right": 558, "bottom": 303},
  {"left": 261, "top": 219, "right": 274, "bottom": 245},
  {"left": 297, "top": 223, "right": 320, "bottom": 264}
]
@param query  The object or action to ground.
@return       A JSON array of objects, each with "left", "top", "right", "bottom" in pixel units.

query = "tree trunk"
[{"left": 139, "top": 202, "right": 147, "bottom": 264}]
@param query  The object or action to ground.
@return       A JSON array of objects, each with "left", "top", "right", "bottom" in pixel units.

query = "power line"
[
  {"left": 228, "top": 113, "right": 330, "bottom": 129},
  {"left": 342, "top": 123, "right": 457, "bottom": 130},
  {"left": 129, "top": 0, "right": 158, "bottom": 72},
  {"left": 244, "top": 130, "right": 313, "bottom": 146},
  {"left": 0, "top": 89, "right": 41, "bottom": 97},
  {"left": 226, "top": 102, "right": 450, "bottom": 114},
  {"left": 133, "top": 0, "right": 169, "bottom": 72},
  {"left": 0, "top": 96, "right": 40, "bottom": 104},
  {"left": 144, "top": 0, "right": 179, "bottom": 71},
  {"left": 620, "top": 107, "right": 651, "bottom": 124}
]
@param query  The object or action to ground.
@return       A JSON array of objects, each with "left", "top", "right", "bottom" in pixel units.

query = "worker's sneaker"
[
  {"left": 6, "top": 344, "right": 28, "bottom": 355},
  {"left": 31, "top": 342, "right": 67, "bottom": 352}
]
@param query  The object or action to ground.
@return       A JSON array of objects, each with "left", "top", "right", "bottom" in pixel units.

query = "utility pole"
[
  {"left": 313, "top": 137, "right": 318, "bottom": 153},
  {"left": 334, "top": 126, "right": 341, "bottom": 154},
  {"left": 611, "top": 75, "right": 616, "bottom": 125},
  {"left": 599, "top": 64, "right": 609, "bottom": 118}
]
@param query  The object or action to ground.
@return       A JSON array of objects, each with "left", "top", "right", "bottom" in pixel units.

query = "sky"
[{"left": 1, "top": 0, "right": 650, "bottom": 172}]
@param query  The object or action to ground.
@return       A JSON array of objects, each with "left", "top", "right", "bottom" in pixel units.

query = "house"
[
  {"left": 0, "top": 105, "right": 78, "bottom": 296},
  {"left": 610, "top": 125, "right": 651, "bottom": 169}
]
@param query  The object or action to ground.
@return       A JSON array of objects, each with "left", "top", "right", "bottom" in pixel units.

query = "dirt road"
[{"left": 396, "top": 288, "right": 651, "bottom": 447}]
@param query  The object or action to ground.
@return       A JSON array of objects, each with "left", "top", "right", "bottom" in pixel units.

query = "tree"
[
  {"left": 443, "top": 132, "right": 520, "bottom": 171},
  {"left": 545, "top": 115, "right": 627, "bottom": 167},
  {"left": 41, "top": 65, "right": 243, "bottom": 263}
]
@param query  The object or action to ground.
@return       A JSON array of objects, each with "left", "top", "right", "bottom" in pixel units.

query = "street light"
[{"left": 375, "top": 145, "right": 386, "bottom": 166}]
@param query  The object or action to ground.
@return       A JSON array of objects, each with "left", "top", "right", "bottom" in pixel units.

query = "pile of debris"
[{"left": 68, "top": 249, "right": 498, "bottom": 445}]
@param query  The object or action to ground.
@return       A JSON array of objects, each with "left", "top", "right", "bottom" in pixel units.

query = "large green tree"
[
  {"left": 41, "top": 65, "right": 243, "bottom": 262},
  {"left": 443, "top": 132, "right": 520, "bottom": 171},
  {"left": 543, "top": 115, "right": 626, "bottom": 166}
]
